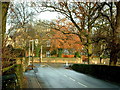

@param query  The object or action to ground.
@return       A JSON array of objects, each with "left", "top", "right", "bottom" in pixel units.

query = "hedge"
[
  {"left": 71, "top": 64, "right": 120, "bottom": 83},
  {"left": 62, "top": 54, "right": 75, "bottom": 58}
]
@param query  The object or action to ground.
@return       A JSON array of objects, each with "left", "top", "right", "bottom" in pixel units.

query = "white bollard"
[
  {"left": 95, "top": 61, "right": 97, "bottom": 64},
  {"left": 104, "top": 62, "right": 106, "bottom": 64},
  {"left": 66, "top": 61, "right": 69, "bottom": 66}
]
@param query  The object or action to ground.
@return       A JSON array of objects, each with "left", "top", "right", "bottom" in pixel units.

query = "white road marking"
[
  {"left": 46, "top": 64, "right": 87, "bottom": 88},
  {"left": 64, "top": 75, "right": 67, "bottom": 77},
  {"left": 78, "top": 82, "right": 87, "bottom": 87},
  {"left": 69, "top": 77, "right": 76, "bottom": 81}
]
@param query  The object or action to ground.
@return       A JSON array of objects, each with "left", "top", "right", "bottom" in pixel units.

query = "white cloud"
[{"left": 36, "top": 11, "right": 62, "bottom": 21}]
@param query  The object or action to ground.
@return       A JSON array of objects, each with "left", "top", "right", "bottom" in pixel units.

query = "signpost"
[{"left": 29, "top": 40, "right": 34, "bottom": 69}]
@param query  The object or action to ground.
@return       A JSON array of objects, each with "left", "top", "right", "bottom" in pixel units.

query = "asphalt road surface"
[{"left": 24, "top": 63, "right": 120, "bottom": 89}]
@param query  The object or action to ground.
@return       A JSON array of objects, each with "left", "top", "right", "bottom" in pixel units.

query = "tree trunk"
[
  {"left": 2, "top": 2, "right": 9, "bottom": 45},
  {"left": 87, "top": 43, "right": 92, "bottom": 64},
  {"left": 100, "top": 57, "right": 102, "bottom": 64},
  {"left": 1, "top": 2, "right": 9, "bottom": 69},
  {"left": 109, "top": 2, "right": 120, "bottom": 66},
  {"left": 116, "top": 2, "right": 120, "bottom": 35},
  {"left": 86, "top": 28, "right": 92, "bottom": 64},
  {"left": 109, "top": 50, "right": 117, "bottom": 66},
  {"left": 87, "top": 5, "right": 93, "bottom": 64},
  {"left": 0, "top": 2, "right": 2, "bottom": 59}
]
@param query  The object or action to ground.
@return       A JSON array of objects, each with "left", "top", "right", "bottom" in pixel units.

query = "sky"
[
  {"left": 36, "top": 11, "right": 60, "bottom": 21},
  {"left": 6, "top": 8, "right": 63, "bottom": 33},
  {"left": 6, "top": 0, "right": 63, "bottom": 32}
]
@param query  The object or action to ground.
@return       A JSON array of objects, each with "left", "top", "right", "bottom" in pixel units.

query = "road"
[{"left": 24, "top": 63, "right": 120, "bottom": 89}]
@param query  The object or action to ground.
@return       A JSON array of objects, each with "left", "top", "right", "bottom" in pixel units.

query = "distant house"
[{"left": 46, "top": 51, "right": 50, "bottom": 57}]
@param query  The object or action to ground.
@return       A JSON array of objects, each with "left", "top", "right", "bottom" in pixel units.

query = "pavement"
[
  {"left": 24, "top": 70, "right": 41, "bottom": 88},
  {"left": 24, "top": 63, "right": 120, "bottom": 89}
]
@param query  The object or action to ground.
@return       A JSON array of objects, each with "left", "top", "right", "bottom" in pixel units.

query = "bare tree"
[
  {"left": 36, "top": 1, "right": 103, "bottom": 64},
  {"left": 93, "top": 2, "right": 120, "bottom": 66},
  {"left": 7, "top": 2, "right": 38, "bottom": 58},
  {"left": 1, "top": 2, "right": 10, "bottom": 45}
]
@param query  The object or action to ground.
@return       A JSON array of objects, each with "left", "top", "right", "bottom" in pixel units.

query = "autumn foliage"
[
  {"left": 50, "top": 20, "right": 83, "bottom": 52},
  {"left": 81, "top": 55, "right": 88, "bottom": 62}
]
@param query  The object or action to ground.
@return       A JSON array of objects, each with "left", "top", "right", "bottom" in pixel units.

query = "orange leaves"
[
  {"left": 50, "top": 16, "right": 85, "bottom": 51},
  {"left": 61, "top": 18, "right": 67, "bottom": 22},
  {"left": 66, "top": 22, "right": 74, "bottom": 26},
  {"left": 50, "top": 29, "right": 82, "bottom": 51}
]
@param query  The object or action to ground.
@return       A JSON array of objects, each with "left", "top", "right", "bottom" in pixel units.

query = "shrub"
[
  {"left": 62, "top": 54, "right": 74, "bottom": 58},
  {"left": 58, "top": 48, "right": 63, "bottom": 57},
  {"left": 51, "top": 50, "right": 57, "bottom": 56},
  {"left": 74, "top": 52, "right": 81, "bottom": 58}
]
